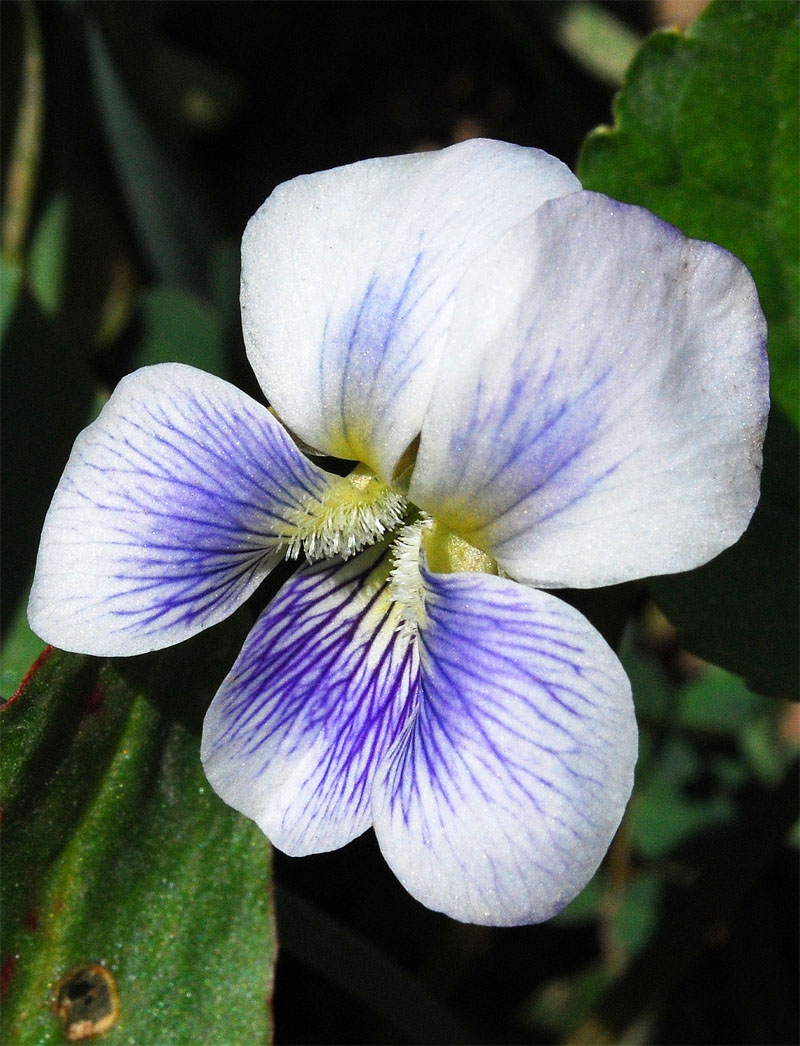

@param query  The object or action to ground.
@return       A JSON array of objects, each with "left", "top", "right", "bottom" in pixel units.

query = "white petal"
[
  {"left": 371, "top": 568, "right": 636, "bottom": 926},
  {"left": 241, "top": 139, "right": 579, "bottom": 482},
  {"left": 201, "top": 543, "right": 418, "bottom": 855},
  {"left": 28, "top": 364, "right": 337, "bottom": 655},
  {"left": 409, "top": 191, "right": 769, "bottom": 588}
]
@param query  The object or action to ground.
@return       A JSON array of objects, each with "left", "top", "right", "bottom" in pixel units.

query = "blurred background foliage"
[{"left": 1, "top": 2, "right": 797, "bottom": 1044}]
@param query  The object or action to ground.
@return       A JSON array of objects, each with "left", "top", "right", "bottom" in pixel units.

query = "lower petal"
[
  {"left": 371, "top": 568, "right": 637, "bottom": 926},
  {"left": 201, "top": 543, "right": 419, "bottom": 855},
  {"left": 28, "top": 364, "right": 335, "bottom": 655}
]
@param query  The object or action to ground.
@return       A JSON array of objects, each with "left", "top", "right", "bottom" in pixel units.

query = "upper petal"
[
  {"left": 240, "top": 139, "right": 579, "bottom": 482},
  {"left": 408, "top": 191, "right": 769, "bottom": 588},
  {"left": 201, "top": 543, "right": 418, "bottom": 855},
  {"left": 371, "top": 567, "right": 636, "bottom": 926},
  {"left": 28, "top": 363, "right": 338, "bottom": 656}
]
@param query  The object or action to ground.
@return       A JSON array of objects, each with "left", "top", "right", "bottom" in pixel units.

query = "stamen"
[
  {"left": 283, "top": 465, "right": 408, "bottom": 562},
  {"left": 388, "top": 515, "right": 433, "bottom": 639}
]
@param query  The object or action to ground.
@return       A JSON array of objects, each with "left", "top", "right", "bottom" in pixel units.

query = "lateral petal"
[
  {"left": 371, "top": 568, "right": 636, "bottom": 926},
  {"left": 409, "top": 191, "right": 769, "bottom": 588},
  {"left": 28, "top": 364, "right": 335, "bottom": 655},
  {"left": 240, "top": 139, "right": 579, "bottom": 482},
  {"left": 201, "top": 543, "right": 418, "bottom": 855}
]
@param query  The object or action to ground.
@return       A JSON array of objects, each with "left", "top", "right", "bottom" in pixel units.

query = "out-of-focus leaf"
[
  {"left": 613, "top": 873, "right": 663, "bottom": 957},
  {"left": 132, "top": 286, "right": 228, "bottom": 378},
  {"left": 0, "top": 293, "right": 96, "bottom": 638},
  {"left": 525, "top": 963, "right": 612, "bottom": 1039},
  {"left": 27, "top": 193, "right": 70, "bottom": 315},
  {"left": 740, "top": 712, "right": 798, "bottom": 787},
  {"left": 629, "top": 737, "right": 734, "bottom": 860},
  {"left": 83, "top": 16, "right": 212, "bottom": 293},
  {"left": 568, "top": 759, "right": 799, "bottom": 1045},
  {"left": 1, "top": 612, "right": 276, "bottom": 1046},
  {"left": 677, "top": 665, "right": 766, "bottom": 734},
  {"left": 151, "top": 42, "right": 243, "bottom": 132},
  {"left": 0, "top": 255, "right": 23, "bottom": 338},
  {"left": 277, "top": 885, "right": 469, "bottom": 1045},
  {"left": 0, "top": 589, "right": 46, "bottom": 699},
  {"left": 209, "top": 237, "right": 242, "bottom": 331},
  {"left": 578, "top": 0, "right": 799, "bottom": 423},
  {"left": 552, "top": 2, "right": 641, "bottom": 88}
]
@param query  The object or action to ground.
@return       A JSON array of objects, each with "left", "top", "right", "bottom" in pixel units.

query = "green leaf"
[
  {"left": 1, "top": 613, "right": 276, "bottom": 1045},
  {"left": 578, "top": 0, "right": 799, "bottom": 424},
  {"left": 132, "top": 286, "right": 229, "bottom": 378},
  {"left": 578, "top": 2, "right": 800, "bottom": 698},
  {"left": 552, "top": 872, "right": 604, "bottom": 926}
]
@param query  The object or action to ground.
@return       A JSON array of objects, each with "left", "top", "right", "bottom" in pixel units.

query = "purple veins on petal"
[
  {"left": 201, "top": 543, "right": 420, "bottom": 856},
  {"left": 27, "top": 364, "right": 340, "bottom": 656},
  {"left": 371, "top": 568, "right": 637, "bottom": 926}
]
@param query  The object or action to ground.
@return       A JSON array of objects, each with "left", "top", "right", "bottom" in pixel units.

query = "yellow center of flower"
[
  {"left": 284, "top": 461, "right": 500, "bottom": 636},
  {"left": 387, "top": 516, "right": 498, "bottom": 637},
  {"left": 422, "top": 520, "right": 498, "bottom": 576},
  {"left": 283, "top": 464, "right": 407, "bottom": 562}
]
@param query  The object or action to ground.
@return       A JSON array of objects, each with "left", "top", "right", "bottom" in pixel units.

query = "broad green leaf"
[
  {"left": 1, "top": 612, "right": 276, "bottom": 1045},
  {"left": 578, "top": 0, "right": 799, "bottom": 423},
  {"left": 132, "top": 286, "right": 229, "bottom": 378},
  {"left": 578, "top": 2, "right": 799, "bottom": 698},
  {"left": 740, "top": 711, "right": 798, "bottom": 787}
]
